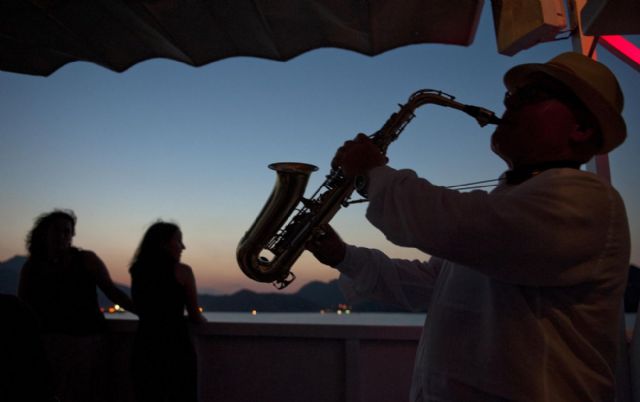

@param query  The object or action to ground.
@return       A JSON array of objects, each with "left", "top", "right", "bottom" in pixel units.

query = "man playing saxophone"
[{"left": 307, "top": 52, "right": 630, "bottom": 401}]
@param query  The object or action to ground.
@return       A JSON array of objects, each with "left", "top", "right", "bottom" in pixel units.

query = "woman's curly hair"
[{"left": 26, "top": 209, "right": 76, "bottom": 259}]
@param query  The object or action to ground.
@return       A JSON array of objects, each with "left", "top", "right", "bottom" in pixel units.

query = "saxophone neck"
[
  {"left": 408, "top": 89, "right": 500, "bottom": 126},
  {"left": 371, "top": 89, "right": 500, "bottom": 153}
]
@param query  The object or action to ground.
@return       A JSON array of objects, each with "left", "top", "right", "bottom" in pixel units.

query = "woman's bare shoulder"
[{"left": 174, "top": 263, "right": 194, "bottom": 281}]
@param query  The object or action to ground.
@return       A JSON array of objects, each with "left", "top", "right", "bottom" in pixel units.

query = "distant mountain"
[
  {"left": 4, "top": 254, "right": 636, "bottom": 313},
  {"left": 0, "top": 255, "right": 129, "bottom": 307},
  {"left": 96, "top": 285, "right": 131, "bottom": 308},
  {"left": 0, "top": 255, "right": 26, "bottom": 294},
  {"left": 297, "top": 280, "right": 345, "bottom": 308},
  {"left": 198, "top": 289, "right": 321, "bottom": 312},
  {"left": 0, "top": 255, "right": 345, "bottom": 311}
]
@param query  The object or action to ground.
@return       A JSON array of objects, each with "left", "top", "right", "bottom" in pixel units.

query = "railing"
[
  {"left": 106, "top": 317, "right": 423, "bottom": 402},
  {"left": 105, "top": 313, "right": 638, "bottom": 402}
]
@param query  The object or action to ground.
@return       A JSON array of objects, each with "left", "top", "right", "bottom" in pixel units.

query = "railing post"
[{"left": 344, "top": 338, "right": 361, "bottom": 402}]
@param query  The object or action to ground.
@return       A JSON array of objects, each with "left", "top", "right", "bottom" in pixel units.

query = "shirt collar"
[{"left": 503, "top": 160, "right": 582, "bottom": 185}]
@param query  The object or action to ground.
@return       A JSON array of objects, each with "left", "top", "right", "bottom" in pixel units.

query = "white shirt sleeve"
[
  {"left": 364, "top": 165, "right": 628, "bottom": 287},
  {"left": 335, "top": 244, "right": 442, "bottom": 312}
]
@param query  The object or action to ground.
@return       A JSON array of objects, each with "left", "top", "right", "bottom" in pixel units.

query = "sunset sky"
[{"left": 1, "top": 7, "right": 638, "bottom": 294}]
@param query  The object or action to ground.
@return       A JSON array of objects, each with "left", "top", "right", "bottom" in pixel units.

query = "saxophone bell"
[{"left": 236, "top": 162, "right": 318, "bottom": 287}]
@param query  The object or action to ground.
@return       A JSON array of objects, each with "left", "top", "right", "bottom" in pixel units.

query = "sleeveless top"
[
  {"left": 22, "top": 248, "right": 107, "bottom": 335},
  {"left": 131, "top": 262, "right": 187, "bottom": 329}
]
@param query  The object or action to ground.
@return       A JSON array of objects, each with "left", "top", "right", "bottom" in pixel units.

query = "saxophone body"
[{"left": 237, "top": 89, "right": 500, "bottom": 289}]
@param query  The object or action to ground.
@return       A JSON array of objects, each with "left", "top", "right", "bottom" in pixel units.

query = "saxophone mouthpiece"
[
  {"left": 486, "top": 113, "right": 502, "bottom": 125},
  {"left": 463, "top": 105, "right": 502, "bottom": 127}
]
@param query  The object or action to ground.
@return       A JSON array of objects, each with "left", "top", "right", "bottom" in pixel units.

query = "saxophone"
[{"left": 237, "top": 89, "right": 501, "bottom": 289}]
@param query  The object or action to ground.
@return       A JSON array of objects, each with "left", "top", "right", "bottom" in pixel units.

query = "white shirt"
[{"left": 336, "top": 165, "right": 630, "bottom": 402}]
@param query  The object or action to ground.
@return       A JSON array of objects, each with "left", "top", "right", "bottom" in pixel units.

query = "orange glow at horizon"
[{"left": 103, "top": 248, "right": 343, "bottom": 295}]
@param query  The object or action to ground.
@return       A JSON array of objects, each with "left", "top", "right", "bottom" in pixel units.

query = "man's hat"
[{"left": 503, "top": 52, "right": 626, "bottom": 154}]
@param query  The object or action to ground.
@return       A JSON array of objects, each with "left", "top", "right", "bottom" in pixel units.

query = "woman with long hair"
[
  {"left": 130, "top": 221, "right": 206, "bottom": 402},
  {"left": 19, "top": 209, "right": 135, "bottom": 402}
]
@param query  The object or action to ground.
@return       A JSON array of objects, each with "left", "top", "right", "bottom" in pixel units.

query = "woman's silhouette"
[
  {"left": 130, "top": 221, "right": 206, "bottom": 402},
  {"left": 18, "top": 209, "right": 135, "bottom": 402}
]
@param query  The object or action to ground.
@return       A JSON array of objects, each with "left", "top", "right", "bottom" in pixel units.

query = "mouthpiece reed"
[{"left": 462, "top": 105, "right": 502, "bottom": 126}]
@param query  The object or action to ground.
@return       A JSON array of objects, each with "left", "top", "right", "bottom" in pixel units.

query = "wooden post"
[{"left": 567, "top": 0, "right": 612, "bottom": 184}]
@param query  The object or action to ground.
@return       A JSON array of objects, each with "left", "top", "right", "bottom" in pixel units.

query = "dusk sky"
[{"left": 1, "top": 6, "right": 638, "bottom": 294}]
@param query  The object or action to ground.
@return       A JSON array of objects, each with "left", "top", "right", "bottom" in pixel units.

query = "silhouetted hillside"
[
  {"left": 0, "top": 255, "right": 26, "bottom": 294},
  {"left": 198, "top": 289, "right": 320, "bottom": 312},
  {"left": 297, "top": 280, "right": 346, "bottom": 308},
  {"left": 0, "top": 256, "right": 345, "bottom": 311},
  {"left": 97, "top": 286, "right": 131, "bottom": 307},
  {"left": 0, "top": 255, "right": 129, "bottom": 307},
  {"left": 3, "top": 254, "right": 637, "bottom": 313},
  {"left": 293, "top": 279, "right": 404, "bottom": 311}
]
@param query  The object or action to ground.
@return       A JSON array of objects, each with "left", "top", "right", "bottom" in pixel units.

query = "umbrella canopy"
[{"left": 1, "top": 0, "right": 484, "bottom": 76}]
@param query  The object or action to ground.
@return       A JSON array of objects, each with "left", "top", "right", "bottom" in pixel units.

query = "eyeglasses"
[
  {"left": 503, "top": 85, "right": 561, "bottom": 109},
  {"left": 503, "top": 83, "right": 599, "bottom": 136}
]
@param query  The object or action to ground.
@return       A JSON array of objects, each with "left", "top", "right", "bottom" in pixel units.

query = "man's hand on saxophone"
[
  {"left": 306, "top": 133, "right": 388, "bottom": 269},
  {"left": 305, "top": 224, "right": 346, "bottom": 268},
  {"left": 332, "top": 133, "right": 388, "bottom": 177}
]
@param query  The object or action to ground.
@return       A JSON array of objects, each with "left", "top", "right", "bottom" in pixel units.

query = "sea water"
[
  {"left": 107, "top": 311, "right": 638, "bottom": 330},
  {"left": 106, "top": 311, "right": 427, "bottom": 326}
]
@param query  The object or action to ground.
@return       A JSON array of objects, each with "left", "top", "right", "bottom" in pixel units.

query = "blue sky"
[{"left": 1, "top": 7, "right": 638, "bottom": 294}]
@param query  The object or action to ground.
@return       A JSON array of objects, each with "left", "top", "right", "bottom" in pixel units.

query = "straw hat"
[{"left": 503, "top": 52, "right": 626, "bottom": 154}]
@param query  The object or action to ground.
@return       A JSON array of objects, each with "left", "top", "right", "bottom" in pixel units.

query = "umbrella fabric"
[{"left": 0, "top": 0, "right": 483, "bottom": 76}]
